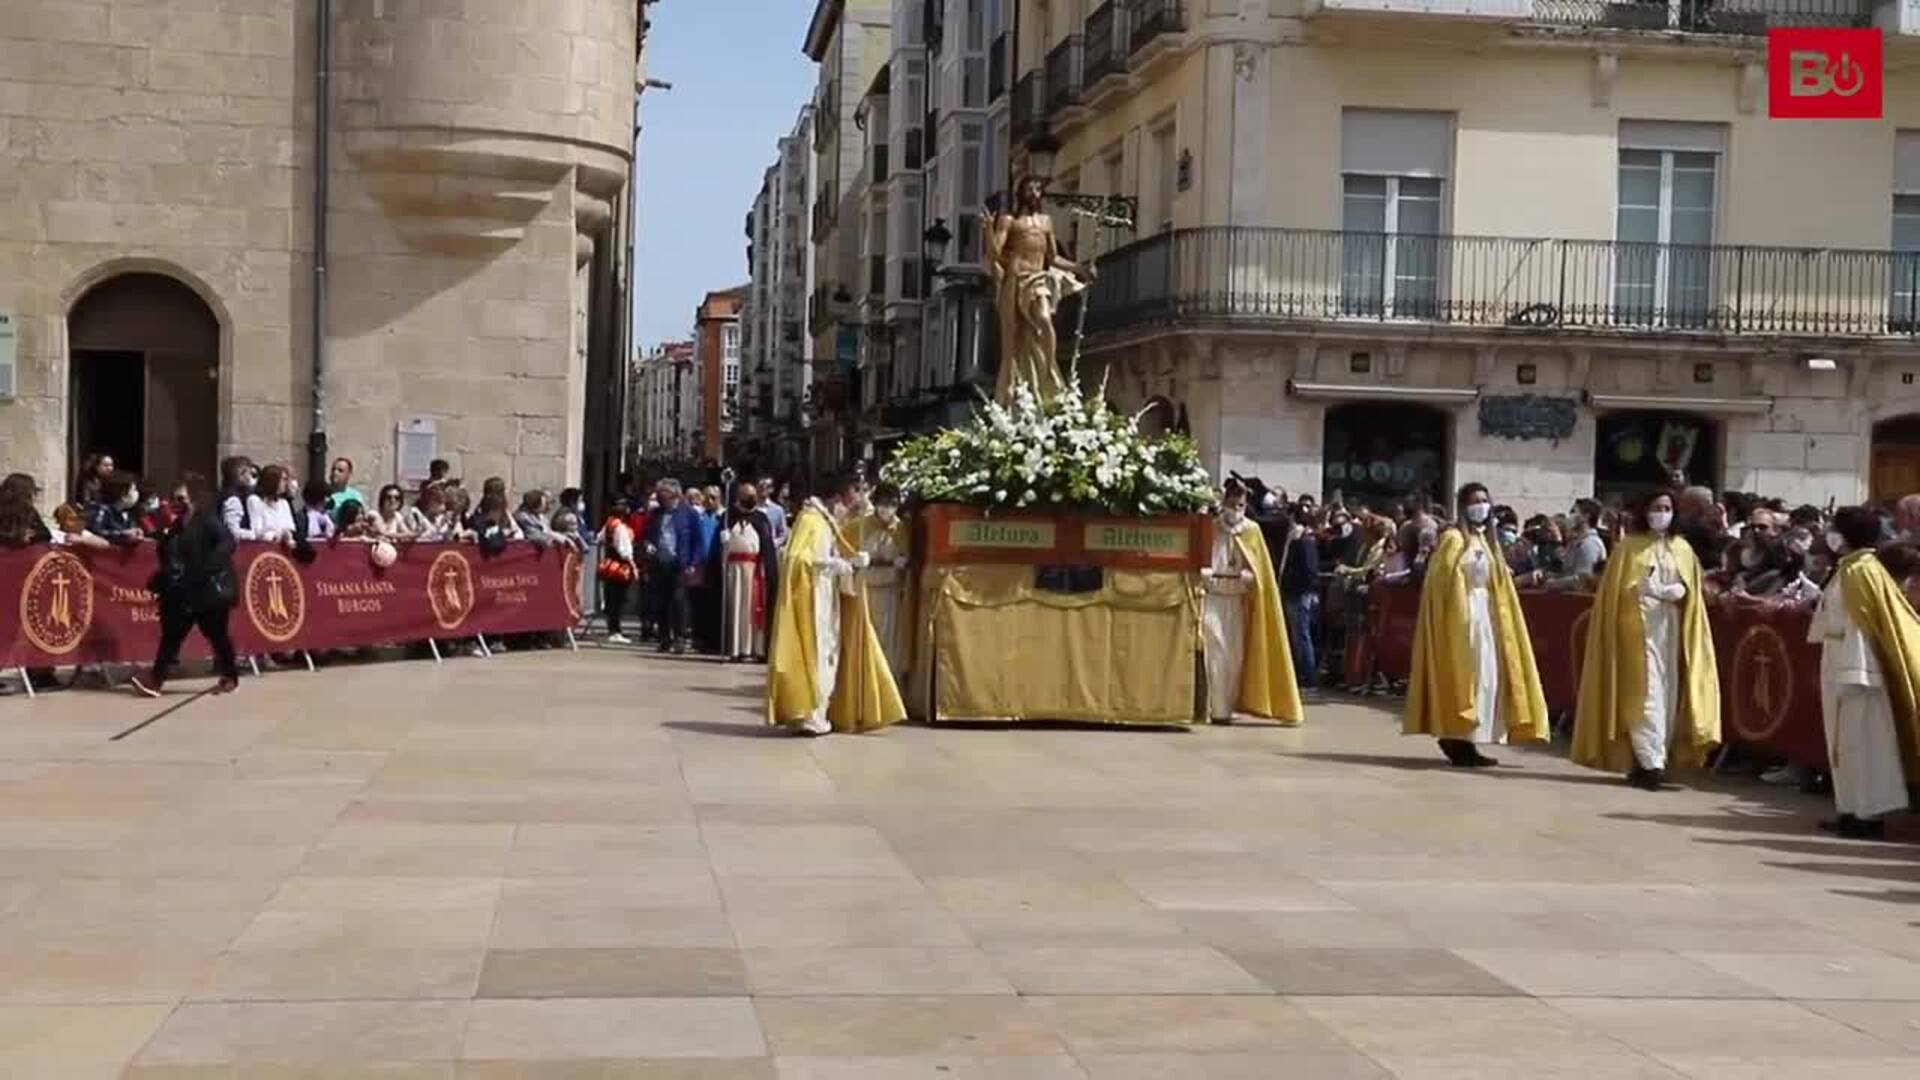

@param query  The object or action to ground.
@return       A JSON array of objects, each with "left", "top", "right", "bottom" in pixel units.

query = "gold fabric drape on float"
[{"left": 925, "top": 565, "right": 1200, "bottom": 725}]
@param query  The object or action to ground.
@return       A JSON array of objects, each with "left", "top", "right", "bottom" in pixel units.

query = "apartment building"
[
  {"left": 805, "top": 0, "right": 894, "bottom": 470},
  {"left": 632, "top": 341, "right": 699, "bottom": 461},
  {"left": 738, "top": 107, "right": 818, "bottom": 471},
  {"left": 695, "top": 287, "right": 748, "bottom": 462},
  {"left": 1016, "top": 1, "right": 1920, "bottom": 512}
]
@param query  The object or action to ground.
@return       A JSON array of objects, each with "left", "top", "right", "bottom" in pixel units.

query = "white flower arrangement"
[{"left": 882, "top": 382, "right": 1216, "bottom": 517}]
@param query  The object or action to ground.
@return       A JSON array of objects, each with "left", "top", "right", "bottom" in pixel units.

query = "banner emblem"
[
  {"left": 19, "top": 550, "right": 94, "bottom": 655},
  {"left": 428, "top": 549, "right": 475, "bottom": 630},
  {"left": 244, "top": 551, "right": 307, "bottom": 643},
  {"left": 1729, "top": 623, "right": 1792, "bottom": 742}
]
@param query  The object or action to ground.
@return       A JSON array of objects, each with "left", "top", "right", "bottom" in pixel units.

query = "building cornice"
[{"left": 803, "top": 0, "right": 844, "bottom": 62}]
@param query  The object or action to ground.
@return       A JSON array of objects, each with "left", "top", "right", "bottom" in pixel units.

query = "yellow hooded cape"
[
  {"left": 1571, "top": 533, "right": 1720, "bottom": 772},
  {"left": 1230, "top": 520, "right": 1303, "bottom": 724},
  {"left": 765, "top": 505, "right": 908, "bottom": 733},
  {"left": 1403, "top": 527, "right": 1550, "bottom": 742},
  {"left": 1833, "top": 550, "right": 1920, "bottom": 780}
]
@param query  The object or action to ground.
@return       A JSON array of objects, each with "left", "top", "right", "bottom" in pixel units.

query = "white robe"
[
  {"left": 1811, "top": 575, "right": 1910, "bottom": 819},
  {"left": 1460, "top": 534, "right": 1507, "bottom": 745},
  {"left": 723, "top": 521, "right": 765, "bottom": 659},
  {"left": 860, "top": 519, "right": 907, "bottom": 677},
  {"left": 1202, "top": 522, "right": 1253, "bottom": 721},
  {"left": 1633, "top": 541, "right": 1686, "bottom": 770},
  {"left": 800, "top": 502, "right": 855, "bottom": 734}
]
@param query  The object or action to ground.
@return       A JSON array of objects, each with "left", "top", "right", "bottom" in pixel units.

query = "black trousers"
[
  {"left": 602, "top": 579, "right": 631, "bottom": 636},
  {"left": 650, "top": 559, "right": 689, "bottom": 644},
  {"left": 154, "top": 602, "right": 240, "bottom": 684}
]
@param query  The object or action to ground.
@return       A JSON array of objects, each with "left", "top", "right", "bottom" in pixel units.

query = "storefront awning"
[
  {"left": 1287, "top": 381, "right": 1480, "bottom": 405},
  {"left": 1586, "top": 392, "right": 1774, "bottom": 416}
]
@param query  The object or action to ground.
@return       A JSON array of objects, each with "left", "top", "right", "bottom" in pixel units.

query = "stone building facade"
[
  {"left": 0, "top": 0, "right": 646, "bottom": 502},
  {"left": 694, "top": 286, "right": 746, "bottom": 463},
  {"left": 1019, "top": 1, "right": 1920, "bottom": 514}
]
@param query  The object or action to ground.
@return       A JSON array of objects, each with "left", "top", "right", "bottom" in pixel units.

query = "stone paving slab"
[{"left": 0, "top": 648, "right": 1914, "bottom": 1078}]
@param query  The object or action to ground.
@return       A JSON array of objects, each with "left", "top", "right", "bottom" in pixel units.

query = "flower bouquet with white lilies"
[{"left": 883, "top": 381, "right": 1216, "bottom": 516}]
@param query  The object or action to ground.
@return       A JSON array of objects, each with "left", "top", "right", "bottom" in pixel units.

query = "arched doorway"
[
  {"left": 1870, "top": 414, "right": 1920, "bottom": 504},
  {"left": 1593, "top": 410, "right": 1719, "bottom": 502},
  {"left": 1322, "top": 402, "right": 1450, "bottom": 511},
  {"left": 67, "top": 273, "right": 220, "bottom": 495}
]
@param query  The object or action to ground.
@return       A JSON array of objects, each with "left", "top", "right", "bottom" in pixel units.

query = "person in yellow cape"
[
  {"left": 765, "top": 471, "right": 908, "bottom": 737},
  {"left": 853, "top": 481, "right": 912, "bottom": 679},
  {"left": 1571, "top": 490, "right": 1720, "bottom": 790},
  {"left": 1404, "top": 481, "right": 1550, "bottom": 766},
  {"left": 1809, "top": 507, "right": 1920, "bottom": 840},
  {"left": 1201, "top": 479, "right": 1303, "bottom": 725}
]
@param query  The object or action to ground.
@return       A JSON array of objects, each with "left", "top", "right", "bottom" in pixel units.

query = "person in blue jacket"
[{"left": 643, "top": 479, "right": 709, "bottom": 654}]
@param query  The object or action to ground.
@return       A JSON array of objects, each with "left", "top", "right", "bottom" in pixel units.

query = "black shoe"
[
  {"left": 1630, "top": 767, "right": 1671, "bottom": 791},
  {"left": 1819, "top": 815, "right": 1888, "bottom": 841},
  {"left": 1466, "top": 748, "right": 1501, "bottom": 768},
  {"left": 1438, "top": 738, "right": 1476, "bottom": 767}
]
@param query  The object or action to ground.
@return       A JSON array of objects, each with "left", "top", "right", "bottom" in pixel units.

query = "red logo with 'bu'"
[{"left": 1768, "top": 28, "right": 1882, "bottom": 119}]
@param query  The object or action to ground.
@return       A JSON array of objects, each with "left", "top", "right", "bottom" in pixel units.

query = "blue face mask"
[{"left": 1498, "top": 528, "right": 1519, "bottom": 547}]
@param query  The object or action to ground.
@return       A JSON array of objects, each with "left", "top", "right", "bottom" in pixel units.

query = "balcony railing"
[
  {"left": 1127, "top": 0, "right": 1185, "bottom": 52},
  {"left": 1085, "top": 226, "right": 1920, "bottom": 339},
  {"left": 1085, "top": 2, "right": 1127, "bottom": 85},
  {"left": 1045, "top": 35, "right": 1084, "bottom": 117},
  {"left": 1529, "top": 0, "right": 1874, "bottom": 33},
  {"left": 1011, "top": 71, "right": 1043, "bottom": 145},
  {"left": 989, "top": 31, "right": 1010, "bottom": 102}
]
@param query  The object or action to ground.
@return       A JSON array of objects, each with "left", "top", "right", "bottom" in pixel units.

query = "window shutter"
[{"left": 1341, "top": 109, "right": 1453, "bottom": 178}]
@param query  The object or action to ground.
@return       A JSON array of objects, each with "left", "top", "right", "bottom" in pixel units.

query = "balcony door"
[
  {"left": 1341, "top": 175, "right": 1442, "bottom": 319},
  {"left": 1339, "top": 108, "right": 1453, "bottom": 320},
  {"left": 1614, "top": 128, "right": 1720, "bottom": 329},
  {"left": 1894, "top": 194, "right": 1920, "bottom": 330}
]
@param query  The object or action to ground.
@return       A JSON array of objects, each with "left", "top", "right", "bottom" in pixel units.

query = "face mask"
[
  {"left": 1826, "top": 531, "right": 1847, "bottom": 555},
  {"left": 1741, "top": 547, "right": 1763, "bottom": 570},
  {"left": 1647, "top": 510, "right": 1673, "bottom": 533},
  {"left": 876, "top": 506, "right": 897, "bottom": 523},
  {"left": 739, "top": 497, "right": 757, "bottom": 509},
  {"left": 1222, "top": 508, "right": 1245, "bottom": 527},
  {"left": 1464, "top": 503, "right": 1491, "bottom": 526},
  {"left": 1338, "top": 522, "right": 1354, "bottom": 538},
  {"left": 1497, "top": 527, "right": 1519, "bottom": 547}
]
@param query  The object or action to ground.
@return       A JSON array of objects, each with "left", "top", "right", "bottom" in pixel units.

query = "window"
[
  {"left": 723, "top": 324, "right": 740, "bottom": 361},
  {"left": 1101, "top": 142, "right": 1124, "bottom": 198},
  {"left": 1615, "top": 121, "right": 1723, "bottom": 327},
  {"left": 1893, "top": 132, "right": 1920, "bottom": 328},
  {"left": 1148, "top": 121, "right": 1176, "bottom": 234},
  {"left": 1338, "top": 109, "right": 1452, "bottom": 318}
]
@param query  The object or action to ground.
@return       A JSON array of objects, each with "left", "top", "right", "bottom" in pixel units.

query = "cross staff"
[{"left": 1045, "top": 192, "right": 1138, "bottom": 379}]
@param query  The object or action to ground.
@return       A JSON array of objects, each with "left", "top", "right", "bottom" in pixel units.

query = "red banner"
[
  {"left": 1366, "top": 583, "right": 1828, "bottom": 771},
  {"left": 0, "top": 541, "right": 583, "bottom": 667}
]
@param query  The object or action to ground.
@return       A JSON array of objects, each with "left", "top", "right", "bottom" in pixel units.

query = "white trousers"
[
  {"left": 1464, "top": 586, "right": 1504, "bottom": 745},
  {"left": 868, "top": 582, "right": 905, "bottom": 678},
  {"left": 723, "top": 561, "right": 764, "bottom": 658},
  {"left": 1202, "top": 592, "right": 1247, "bottom": 721},
  {"left": 1632, "top": 601, "right": 1681, "bottom": 770},
  {"left": 1825, "top": 685, "right": 1909, "bottom": 819},
  {"left": 802, "top": 575, "right": 841, "bottom": 734}
]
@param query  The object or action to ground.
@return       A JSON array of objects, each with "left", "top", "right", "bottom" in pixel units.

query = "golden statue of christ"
[{"left": 982, "top": 175, "right": 1096, "bottom": 405}]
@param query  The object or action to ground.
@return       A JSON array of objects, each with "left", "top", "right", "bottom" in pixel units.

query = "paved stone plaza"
[{"left": 0, "top": 650, "right": 1916, "bottom": 1078}]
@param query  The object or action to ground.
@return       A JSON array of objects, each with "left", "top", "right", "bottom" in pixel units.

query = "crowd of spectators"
[{"left": 1235, "top": 474, "right": 1920, "bottom": 702}]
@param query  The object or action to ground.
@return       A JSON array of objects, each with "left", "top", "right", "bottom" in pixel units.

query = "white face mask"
[
  {"left": 1463, "top": 503, "right": 1491, "bottom": 526},
  {"left": 1338, "top": 522, "right": 1354, "bottom": 538},
  {"left": 1826, "top": 531, "right": 1847, "bottom": 555},
  {"left": 1647, "top": 510, "right": 1673, "bottom": 533},
  {"left": 1222, "top": 508, "right": 1245, "bottom": 527},
  {"left": 876, "top": 506, "right": 897, "bottom": 524}
]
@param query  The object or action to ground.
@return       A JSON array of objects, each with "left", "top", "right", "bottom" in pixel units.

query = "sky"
[{"left": 631, "top": 1, "right": 819, "bottom": 351}]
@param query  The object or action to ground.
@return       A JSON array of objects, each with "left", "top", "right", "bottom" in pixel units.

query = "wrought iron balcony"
[
  {"left": 1085, "top": 2, "right": 1127, "bottom": 86},
  {"left": 1529, "top": 0, "right": 1875, "bottom": 33},
  {"left": 1011, "top": 71, "right": 1043, "bottom": 146},
  {"left": 1085, "top": 226, "right": 1920, "bottom": 340},
  {"left": 1127, "top": 0, "right": 1185, "bottom": 52},
  {"left": 1044, "top": 35, "right": 1084, "bottom": 117}
]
